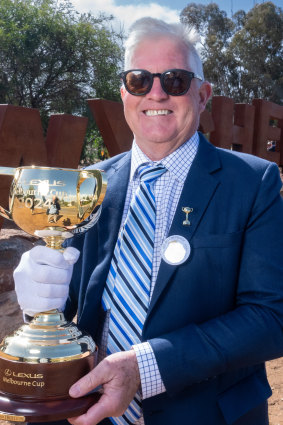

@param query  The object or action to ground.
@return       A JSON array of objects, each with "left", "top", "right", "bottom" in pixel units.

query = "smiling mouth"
[{"left": 144, "top": 109, "right": 172, "bottom": 116}]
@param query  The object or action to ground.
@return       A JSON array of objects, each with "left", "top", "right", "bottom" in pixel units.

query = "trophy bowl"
[{"left": 0, "top": 166, "right": 107, "bottom": 422}]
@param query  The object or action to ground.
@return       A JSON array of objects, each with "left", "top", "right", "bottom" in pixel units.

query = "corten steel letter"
[
  {"left": 87, "top": 98, "right": 133, "bottom": 156},
  {"left": 232, "top": 104, "right": 255, "bottom": 153},
  {"left": 0, "top": 105, "right": 47, "bottom": 229},
  {"left": 209, "top": 97, "right": 256, "bottom": 154},
  {"left": 252, "top": 99, "right": 283, "bottom": 166},
  {"left": 210, "top": 96, "right": 234, "bottom": 149},
  {"left": 46, "top": 114, "right": 88, "bottom": 168},
  {"left": 0, "top": 105, "right": 47, "bottom": 165},
  {"left": 0, "top": 106, "right": 87, "bottom": 230},
  {"left": 199, "top": 109, "right": 215, "bottom": 135}
]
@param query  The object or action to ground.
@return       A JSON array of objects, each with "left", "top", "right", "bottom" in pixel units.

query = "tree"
[
  {"left": 180, "top": 2, "right": 283, "bottom": 105},
  {"left": 0, "top": 0, "right": 124, "bottom": 127},
  {"left": 230, "top": 2, "right": 283, "bottom": 104},
  {"left": 80, "top": 126, "right": 109, "bottom": 166}
]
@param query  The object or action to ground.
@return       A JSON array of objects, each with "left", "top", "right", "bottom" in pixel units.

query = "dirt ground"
[
  {"left": 267, "top": 358, "right": 283, "bottom": 425},
  {"left": 0, "top": 290, "right": 282, "bottom": 425}
]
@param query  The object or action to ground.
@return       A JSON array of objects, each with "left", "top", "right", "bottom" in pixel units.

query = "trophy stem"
[
  {"left": 43, "top": 235, "right": 64, "bottom": 250},
  {"left": 34, "top": 229, "right": 73, "bottom": 251}
]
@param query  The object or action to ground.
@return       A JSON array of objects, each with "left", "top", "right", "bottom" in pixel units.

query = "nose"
[{"left": 146, "top": 75, "right": 169, "bottom": 100}]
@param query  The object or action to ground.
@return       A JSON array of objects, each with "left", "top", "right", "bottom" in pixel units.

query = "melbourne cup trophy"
[{"left": 0, "top": 165, "right": 107, "bottom": 422}]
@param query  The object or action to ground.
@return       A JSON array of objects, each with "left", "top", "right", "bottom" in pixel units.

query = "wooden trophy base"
[
  {"left": 0, "top": 391, "right": 101, "bottom": 422},
  {"left": 0, "top": 311, "right": 100, "bottom": 423}
]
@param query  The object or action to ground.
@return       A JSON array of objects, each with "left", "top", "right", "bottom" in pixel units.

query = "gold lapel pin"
[{"left": 182, "top": 207, "right": 193, "bottom": 226}]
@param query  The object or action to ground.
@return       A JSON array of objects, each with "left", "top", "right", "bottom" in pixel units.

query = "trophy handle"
[
  {"left": 76, "top": 169, "right": 106, "bottom": 219},
  {"left": 0, "top": 206, "right": 12, "bottom": 220},
  {"left": 85, "top": 169, "right": 106, "bottom": 207},
  {"left": 0, "top": 167, "right": 16, "bottom": 220}
]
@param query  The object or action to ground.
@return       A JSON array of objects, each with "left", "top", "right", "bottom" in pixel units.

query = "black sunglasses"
[{"left": 120, "top": 68, "right": 203, "bottom": 96}]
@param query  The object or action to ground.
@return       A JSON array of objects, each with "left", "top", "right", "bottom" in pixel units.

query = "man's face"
[{"left": 121, "top": 36, "right": 211, "bottom": 160}]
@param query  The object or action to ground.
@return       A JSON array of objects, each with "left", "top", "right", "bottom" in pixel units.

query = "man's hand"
[{"left": 68, "top": 350, "right": 141, "bottom": 425}]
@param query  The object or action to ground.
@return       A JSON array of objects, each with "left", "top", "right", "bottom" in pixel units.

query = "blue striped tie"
[{"left": 102, "top": 163, "right": 167, "bottom": 425}]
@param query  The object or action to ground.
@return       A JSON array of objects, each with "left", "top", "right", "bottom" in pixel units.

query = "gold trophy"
[{"left": 0, "top": 166, "right": 107, "bottom": 422}]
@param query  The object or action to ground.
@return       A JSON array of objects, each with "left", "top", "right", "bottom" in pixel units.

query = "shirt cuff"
[{"left": 132, "top": 341, "right": 166, "bottom": 399}]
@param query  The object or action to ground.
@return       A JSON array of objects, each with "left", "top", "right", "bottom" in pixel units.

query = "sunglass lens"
[
  {"left": 125, "top": 70, "right": 151, "bottom": 95},
  {"left": 163, "top": 70, "right": 191, "bottom": 95}
]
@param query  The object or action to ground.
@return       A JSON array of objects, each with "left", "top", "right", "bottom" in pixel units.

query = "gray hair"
[{"left": 124, "top": 17, "right": 204, "bottom": 80}]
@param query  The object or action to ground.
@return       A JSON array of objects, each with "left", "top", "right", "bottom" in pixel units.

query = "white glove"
[{"left": 13, "top": 245, "right": 80, "bottom": 316}]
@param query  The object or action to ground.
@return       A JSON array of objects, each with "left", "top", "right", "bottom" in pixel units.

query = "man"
[
  {"left": 14, "top": 17, "right": 283, "bottom": 425},
  {"left": 47, "top": 195, "right": 61, "bottom": 223}
]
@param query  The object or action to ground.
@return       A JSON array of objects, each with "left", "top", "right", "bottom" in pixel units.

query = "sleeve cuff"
[{"left": 132, "top": 341, "right": 166, "bottom": 399}]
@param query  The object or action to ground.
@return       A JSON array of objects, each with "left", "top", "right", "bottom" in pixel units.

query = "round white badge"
[{"left": 161, "top": 235, "right": 191, "bottom": 265}]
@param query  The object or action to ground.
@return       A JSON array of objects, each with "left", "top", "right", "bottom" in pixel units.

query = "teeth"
[{"left": 145, "top": 110, "right": 171, "bottom": 116}]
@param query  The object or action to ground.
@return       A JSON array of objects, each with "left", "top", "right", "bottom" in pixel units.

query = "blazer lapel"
[
  {"left": 146, "top": 136, "right": 222, "bottom": 320},
  {"left": 80, "top": 152, "right": 131, "bottom": 324},
  {"left": 96, "top": 152, "right": 132, "bottom": 274}
]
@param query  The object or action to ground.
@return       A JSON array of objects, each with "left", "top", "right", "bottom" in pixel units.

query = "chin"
[{"left": 144, "top": 130, "right": 177, "bottom": 143}]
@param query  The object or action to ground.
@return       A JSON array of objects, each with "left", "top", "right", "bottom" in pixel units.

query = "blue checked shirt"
[{"left": 100, "top": 132, "right": 199, "bottom": 424}]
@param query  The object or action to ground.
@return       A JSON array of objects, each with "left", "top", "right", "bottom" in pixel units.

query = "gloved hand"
[{"left": 13, "top": 245, "right": 80, "bottom": 316}]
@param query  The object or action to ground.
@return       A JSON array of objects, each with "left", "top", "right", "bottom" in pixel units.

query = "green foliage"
[
  {"left": 180, "top": 2, "right": 283, "bottom": 104},
  {"left": 0, "top": 0, "right": 123, "bottom": 144},
  {"left": 80, "top": 125, "right": 109, "bottom": 167}
]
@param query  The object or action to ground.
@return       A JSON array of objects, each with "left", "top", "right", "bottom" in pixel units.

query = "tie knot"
[{"left": 138, "top": 164, "right": 167, "bottom": 183}]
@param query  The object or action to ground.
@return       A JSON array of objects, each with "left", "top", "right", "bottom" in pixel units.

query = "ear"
[
  {"left": 198, "top": 81, "right": 212, "bottom": 113},
  {"left": 120, "top": 86, "right": 126, "bottom": 101}
]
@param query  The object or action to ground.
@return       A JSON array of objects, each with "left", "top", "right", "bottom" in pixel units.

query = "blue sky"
[
  {"left": 69, "top": 0, "right": 283, "bottom": 30},
  {"left": 109, "top": 0, "right": 279, "bottom": 14}
]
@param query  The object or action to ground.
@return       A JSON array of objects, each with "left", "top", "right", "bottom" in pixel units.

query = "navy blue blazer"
[{"left": 65, "top": 133, "right": 283, "bottom": 425}]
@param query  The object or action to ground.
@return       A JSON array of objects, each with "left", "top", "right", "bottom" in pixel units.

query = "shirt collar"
[{"left": 130, "top": 132, "right": 199, "bottom": 183}]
